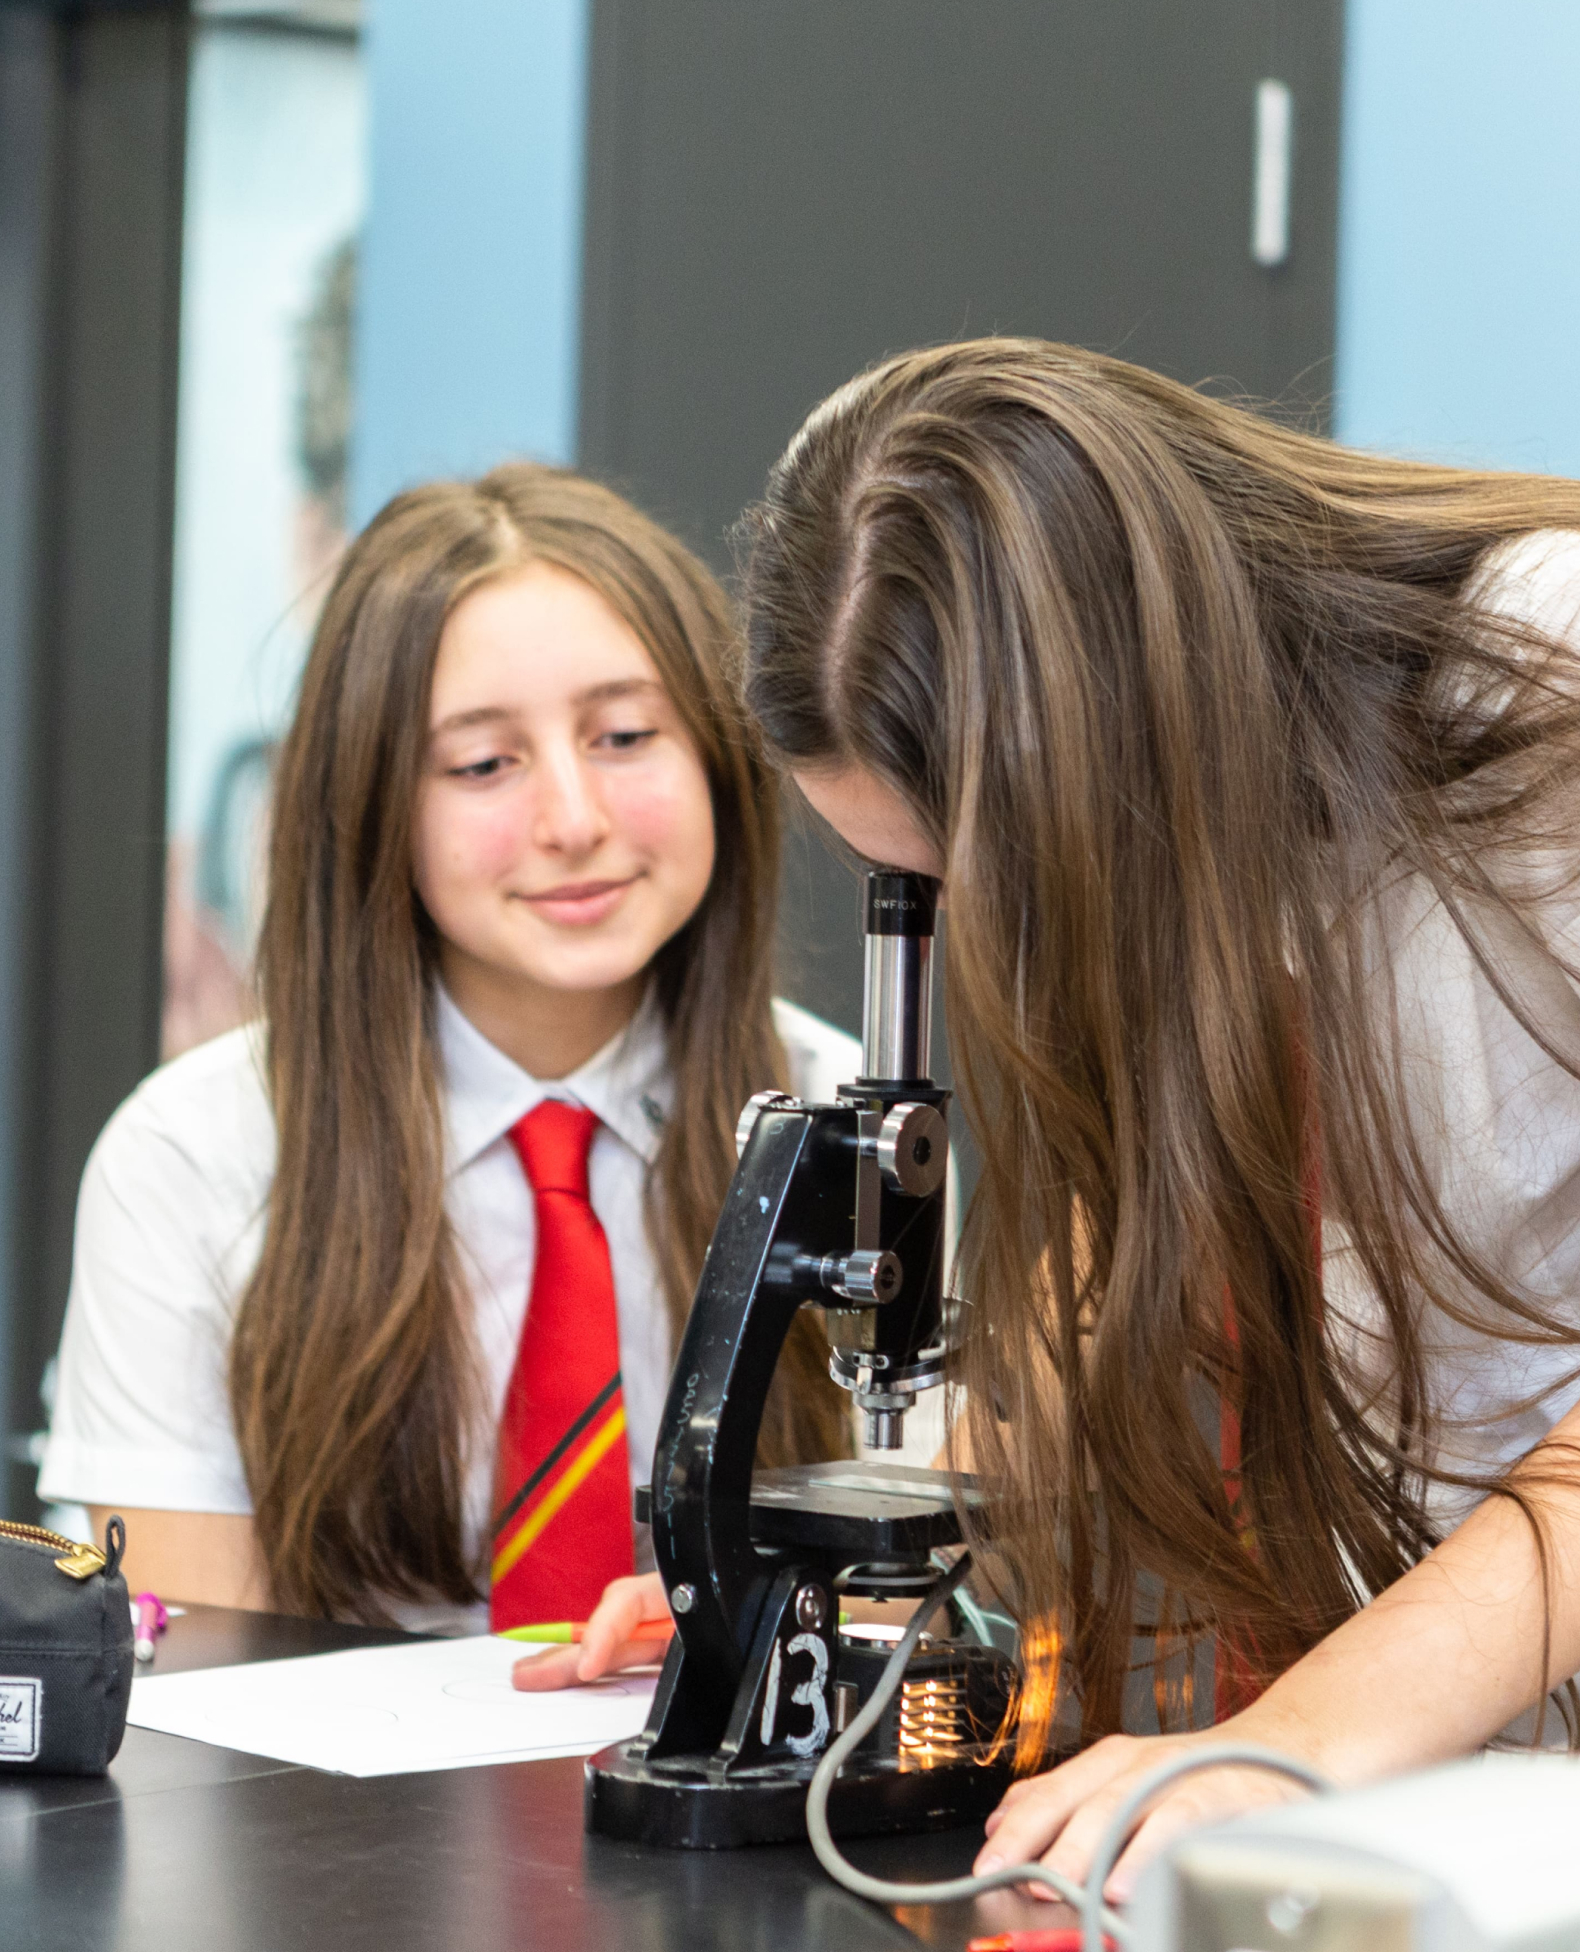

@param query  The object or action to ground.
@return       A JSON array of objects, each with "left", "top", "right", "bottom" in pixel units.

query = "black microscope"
[{"left": 586, "top": 870, "right": 1016, "bottom": 1849}]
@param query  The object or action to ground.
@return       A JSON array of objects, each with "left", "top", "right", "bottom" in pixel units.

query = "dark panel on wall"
[
  {"left": 579, "top": 0, "right": 1343, "bottom": 1041},
  {"left": 0, "top": 4, "right": 187, "bottom": 1515},
  {"left": 0, "top": 8, "right": 60, "bottom": 1520}
]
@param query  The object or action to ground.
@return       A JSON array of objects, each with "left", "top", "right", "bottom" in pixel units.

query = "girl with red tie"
[{"left": 39, "top": 463, "right": 859, "bottom": 1632}]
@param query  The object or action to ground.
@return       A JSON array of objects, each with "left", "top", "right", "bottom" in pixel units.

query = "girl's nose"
[{"left": 531, "top": 749, "right": 611, "bottom": 858}]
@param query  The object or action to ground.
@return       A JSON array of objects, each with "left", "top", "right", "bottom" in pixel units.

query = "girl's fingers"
[
  {"left": 973, "top": 1737, "right": 1143, "bottom": 1872},
  {"left": 1027, "top": 1758, "right": 1245, "bottom": 1891},
  {"left": 576, "top": 1571, "right": 670, "bottom": 1679},
  {"left": 1100, "top": 1770, "right": 1310, "bottom": 1900},
  {"left": 511, "top": 1646, "right": 583, "bottom": 1691},
  {"left": 590, "top": 1630, "right": 672, "bottom": 1676},
  {"left": 511, "top": 1629, "right": 669, "bottom": 1693},
  {"left": 1104, "top": 1803, "right": 1206, "bottom": 1902},
  {"left": 994, "top": 1760, "right": 1311, "bottom": 1901},
  {"left": 508, "top": 1571, "right": 671, "bottom": 1691},
  {"left": 1031, "top": 1769, "right": 1150, "bottom": 1886}
]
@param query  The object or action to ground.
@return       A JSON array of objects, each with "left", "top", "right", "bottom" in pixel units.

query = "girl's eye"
[
  {"left": 448, "top": 755, "right": 511, "bottom": 780},
  {"left": 596, "top": 728, "right": 658, "bottom": 753}
]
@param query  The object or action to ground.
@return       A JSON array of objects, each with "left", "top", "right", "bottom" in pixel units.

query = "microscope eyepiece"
[
  {"left": 860, "top": 870, "right": 939, "bottom": 1084},
  {"left": 863, "top": 871, "right": 938, "bottom": 938}
]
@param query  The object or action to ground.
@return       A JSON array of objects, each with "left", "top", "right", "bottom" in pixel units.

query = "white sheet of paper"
[{"left": 126, "top": 1635, "right": 657, "bottom": 1777}]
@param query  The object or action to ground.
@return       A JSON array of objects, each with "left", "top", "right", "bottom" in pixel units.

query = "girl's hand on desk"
[
  {"left": 976, "top": 1398, "right": 1580, "bottom": 1901},
  {"left": 974, "top": 1723, "right": 1314, "bottom": 1904},
  {"left": 510, "top": 1571, "right": 670, "bottom": 1690}
]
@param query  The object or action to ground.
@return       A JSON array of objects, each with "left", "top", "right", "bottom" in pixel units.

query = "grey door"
[{"left": 578, "top": 0, "right": 1343, "bottom": 1039}]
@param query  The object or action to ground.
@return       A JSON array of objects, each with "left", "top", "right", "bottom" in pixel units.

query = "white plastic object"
[{"left": 1130, "top": 1754, "right": 1580, "bottom": 1952}]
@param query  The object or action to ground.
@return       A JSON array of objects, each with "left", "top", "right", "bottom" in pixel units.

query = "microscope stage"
[{"left": 635, "top": 1462, "right": 980, "bottom": 1556}]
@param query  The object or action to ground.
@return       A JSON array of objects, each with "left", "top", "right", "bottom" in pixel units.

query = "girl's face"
[
  {"left": 413, "top": 562, "right": 716, "bottom": 1011},
  {"left": 793, "top": 765, "right": 943, "bottom": 879}
]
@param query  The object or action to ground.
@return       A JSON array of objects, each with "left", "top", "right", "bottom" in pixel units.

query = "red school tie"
[{"left": 490, "top": 1099, "right": 635, "bottom": 1631}]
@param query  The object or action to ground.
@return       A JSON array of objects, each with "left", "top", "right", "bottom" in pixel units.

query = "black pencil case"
[{"left": 0, "top": 1514, "right": 134, "bottom": 1773}]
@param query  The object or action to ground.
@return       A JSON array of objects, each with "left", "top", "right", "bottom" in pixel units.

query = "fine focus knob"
[
  {"left": 876, "top": 1102, "right": 948, "bottom": 1197},
  {"left": 833, "top": 1248, "right": 903, "bottom": 1304},
  {"left": 734, "top": 1090, "right": 798, "bottom": 1160}
]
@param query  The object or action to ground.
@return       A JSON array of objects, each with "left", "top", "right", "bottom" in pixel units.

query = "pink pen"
[{"left": 133, "top": 1591, "right": 168, "bottom": 1664}]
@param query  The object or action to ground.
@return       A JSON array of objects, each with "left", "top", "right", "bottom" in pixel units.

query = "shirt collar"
[{"left": 435, "top": 983, "right": 672, "bottom": 1175}]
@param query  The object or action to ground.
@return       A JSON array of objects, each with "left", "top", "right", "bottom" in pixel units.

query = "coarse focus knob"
[
  {"left": 734, "top": 1090, "right": 798, "bottom": 1160},
  {"left": 876, "top": 1102, "right": 948, "bottom": 1197}
]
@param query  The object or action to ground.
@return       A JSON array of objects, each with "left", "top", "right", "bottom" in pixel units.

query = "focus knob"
[
  {"left": 876, "top": 1102, "right": 948, "bottom": 1197},
  {"left": 734, "top": 1090, "right": 798, "bottom": 1160},
  {"left": 833, "top": 1248, "right": 903, "bottom": 1304}
]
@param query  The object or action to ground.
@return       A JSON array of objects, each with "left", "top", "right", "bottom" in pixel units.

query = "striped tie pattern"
[{"left": 489, "top": 1099, "right": 634, "bottom": 1630}]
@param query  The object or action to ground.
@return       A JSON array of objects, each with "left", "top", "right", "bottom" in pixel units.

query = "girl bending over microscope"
[
  {"left": 40, "top": 463, "right": 857, "bottom": 1632},
  {"left": 550, "top": 340, "right": 1580, "bottom": 1899}
]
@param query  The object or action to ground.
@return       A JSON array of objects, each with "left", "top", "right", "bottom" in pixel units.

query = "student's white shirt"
[
  {"left": 39, "top": 989, "right": 861, "bottom": 1631},
  {"left": 1322, "top": 530, "right": 1580, "bottom": 1540}
]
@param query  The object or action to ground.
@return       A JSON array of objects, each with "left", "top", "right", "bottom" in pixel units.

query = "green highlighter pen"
[{"left": 501, "top": 1618, "right": 673, "bottom": 1645}]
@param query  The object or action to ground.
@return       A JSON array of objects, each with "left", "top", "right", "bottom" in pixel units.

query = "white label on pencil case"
[{"left": 0, "top": 1678, "right": 41, "bottom": 1761}]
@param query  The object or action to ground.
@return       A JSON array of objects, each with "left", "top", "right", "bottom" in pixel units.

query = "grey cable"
[
  {"left": 805, "top": 1554, "right": 1333, "bottom": 1943},
  {"left": 805, "top": 1552, "right": 1126, "bottom": 1931},
  {"left": 1077, "top": 1746, "right": 1333, "bottom": 1952}
]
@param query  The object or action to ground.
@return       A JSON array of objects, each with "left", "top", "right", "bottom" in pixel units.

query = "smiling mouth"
[
  {"left": 522, "top": 876, "right": 639, "bottom": 905},
  {"left": 515, "top": 875, "right": 642, "bottom": 925}
]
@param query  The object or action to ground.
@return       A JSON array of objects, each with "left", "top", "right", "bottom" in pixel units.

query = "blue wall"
[
  {"left": 1335, "top": 1, "right": 1580, "bottom": 476},
  {"left": 352, "top": 2, "right": 1580, "bottom": 509},
  {"left": 350, "top": 0, "right": 589, "bottom": 527}
]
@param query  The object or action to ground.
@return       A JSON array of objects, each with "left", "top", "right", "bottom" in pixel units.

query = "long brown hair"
[
  {"left": 234, "top": 461, "right": 847, "bottom": 1620},
  {"left": 739, "top": 339, "right": 1580, "bottom": 1756}
]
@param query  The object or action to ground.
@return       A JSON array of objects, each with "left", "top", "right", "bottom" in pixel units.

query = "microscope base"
[{"left": 584, "top": 1738, "right": 1012, "bottom": 1850}]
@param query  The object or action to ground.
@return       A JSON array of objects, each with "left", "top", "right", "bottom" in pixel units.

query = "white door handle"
[{"left": 1251, "top": 78, "right": 1293, "bottom": 268}]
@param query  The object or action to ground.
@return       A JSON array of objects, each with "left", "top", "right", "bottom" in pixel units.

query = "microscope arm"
[{"left": 645, "top": 1101, "right": 856, "bottom": 1758}]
